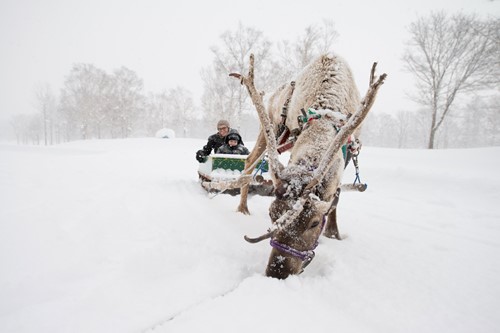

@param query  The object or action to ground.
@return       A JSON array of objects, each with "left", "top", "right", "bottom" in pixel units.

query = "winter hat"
[
  {"left": 217, "top": 119, "right": 230, "bottom": 128},
  {"left": 226, "top": 133, "right": 241, "bottom": 143},
  {"left": 227, "top": 133, "right": 239, "bottom": 141}
]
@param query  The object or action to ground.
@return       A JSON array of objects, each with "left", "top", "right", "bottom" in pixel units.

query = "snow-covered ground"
[{"left": 1, "top": 138, "right": 499, "bottom": 333}]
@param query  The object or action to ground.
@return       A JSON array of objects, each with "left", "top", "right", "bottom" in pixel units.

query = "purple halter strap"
[{"left": 269, "top": 215, "right": 326, "bottom": 262}]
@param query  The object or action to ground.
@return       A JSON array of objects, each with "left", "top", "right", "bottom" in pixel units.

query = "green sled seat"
[{"left": 198, "top": 154, "right": 268, "bottom": 181}]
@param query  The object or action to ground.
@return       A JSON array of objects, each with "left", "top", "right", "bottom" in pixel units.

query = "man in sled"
[{"left": 195, "top": 120, "right": 244, "bottom": 162}]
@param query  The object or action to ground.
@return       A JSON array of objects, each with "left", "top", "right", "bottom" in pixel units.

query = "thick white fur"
[{"left": 271, "top": 53, "right": 360, "bottom": 199}]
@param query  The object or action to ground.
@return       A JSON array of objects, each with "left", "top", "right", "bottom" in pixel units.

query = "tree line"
[
  {"left": 10, "top": 12, "right": 499, "bottom": 149},
  {"left": 11, "top": 64, "right": 196, "bottom": 144}
]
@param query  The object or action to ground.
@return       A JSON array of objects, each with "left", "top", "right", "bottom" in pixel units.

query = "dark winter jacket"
[
  {"left": 196, "top": 128, "right": 242, "bottom": 162},
  {"left": 216, "top": 132, "right": 250, "bottom": 155},
  {"left": 201, "top": 128, "right": 242, "bottom": 155}
]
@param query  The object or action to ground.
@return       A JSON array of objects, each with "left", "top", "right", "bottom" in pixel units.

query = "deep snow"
[{"left": 1, "top": 138, "right": 499, "bottom": 333}]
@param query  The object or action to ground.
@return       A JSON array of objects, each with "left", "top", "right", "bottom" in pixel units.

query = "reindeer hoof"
[
  {"left": 237, "top": 205, "right": 251, "bottom": 215},
  {"left": 324, "top": 231, "right": 342, "bottom": 240}
]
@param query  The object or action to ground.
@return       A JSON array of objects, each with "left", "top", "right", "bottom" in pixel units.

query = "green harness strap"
[{"left": 300, "top": 108, "right": 348, "bottom": 159}]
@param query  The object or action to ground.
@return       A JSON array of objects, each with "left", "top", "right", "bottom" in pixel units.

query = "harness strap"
[
  {"left": 276, "top": 81, "right": 296, "bottom": 140},
  {"left": 270, "top": 239, "right": 316, "bottom": 262},
  {"left": 270, "top": 215, "right": 327, "bottom": 262},
  {"left": 269, "top": 186, "right": 341, "bottom": 266},
  {"left": 277, "top": 127, "right": 290, "bottom": 145},
  {"left": 277, "top": 140, "right": 294, "bottom": 154}
]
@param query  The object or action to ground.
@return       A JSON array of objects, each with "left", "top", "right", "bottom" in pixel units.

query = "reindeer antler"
[{"left": 230, "top": 54, "right": 283, "bottom": 182}]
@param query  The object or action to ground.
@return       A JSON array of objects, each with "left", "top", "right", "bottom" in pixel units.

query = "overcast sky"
[{"left": 0, "top": 0, "right": 498, "bottom": 122}]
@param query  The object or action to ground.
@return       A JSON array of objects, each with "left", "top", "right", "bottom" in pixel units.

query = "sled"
[{"left": 198, "top": 154, "right": 274, "bottom": 196}]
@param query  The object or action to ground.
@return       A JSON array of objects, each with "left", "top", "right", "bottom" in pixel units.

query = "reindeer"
[{"left": 229, "top": 53, "right": 386, "bottom": 279}]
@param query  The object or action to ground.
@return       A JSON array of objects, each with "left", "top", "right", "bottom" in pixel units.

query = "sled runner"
[{"left": 198, "top": 154, "right": 274, "bottom": 196}]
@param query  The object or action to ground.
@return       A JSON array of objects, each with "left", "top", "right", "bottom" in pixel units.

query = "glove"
[{"left": 196, "top": 150, "right": 207, "bottom": 163}]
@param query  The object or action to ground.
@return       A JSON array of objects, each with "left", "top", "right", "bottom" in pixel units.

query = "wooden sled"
[{"left": 198, "top": 154, "right": 274, "bottom": 196}]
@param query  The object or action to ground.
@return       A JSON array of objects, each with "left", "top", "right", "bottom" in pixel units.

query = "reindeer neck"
[{"left": 290, "top": 118, "right": 339, "bottom": 162}]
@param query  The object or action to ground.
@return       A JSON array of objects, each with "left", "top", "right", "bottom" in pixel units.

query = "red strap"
[
  {"left": 277, "top": 128, "right": 290, "bottom": 145},
  {"left": 277, "top": 141, "right": 294, "bottom": 154}
]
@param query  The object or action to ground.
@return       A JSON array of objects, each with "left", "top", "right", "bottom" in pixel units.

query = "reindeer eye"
[{"left": 309, "top": 220, "right": 320, "bottom": 229}]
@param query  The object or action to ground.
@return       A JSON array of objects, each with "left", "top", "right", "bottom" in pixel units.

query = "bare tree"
[
  {"left": 142, "top": 91, "right": 170, "bottom": 136},
  {"left": 362, "top": 113, "right": 398, "bottom": 147},
  {"left": 294, "top": 20, "right": 339, "bottom": 68},
  {"left": 10, "top": 114, "right": 30, "bottom": 144},
  {"left": 455, "top": 94, "right": 500, "bottom": 147},
  {"left": 34, "top": 83, "right": 56, "bottom": 145},
  {"left": 395, "top": 110, "right": 412, "bottom": 148},
  {"left": 59, "top": 64, "right": 108, "bottom": 140},
  {"left": 166, "top": 86, "right": 195, "bottom": 137},
  {"left": 485, "top": 94, "right": 500, "bottom": 146},
  {"left": 276, "top": 19, "right": 339, "bottom": 82},
  {"left": 403, "top": 12, "right": 499, "bottom": 149},
  {"left": 200, "top": 66, "right": 235, "bottom": 125},
  {"left": 109, "top": 67, "right": 144, "bottom": 138},
  {"left": 202, "top": 23, "right": 271, "bottom": 130},
  {"left": 28, "top": 114, "right": 42, "bottom": 145}
]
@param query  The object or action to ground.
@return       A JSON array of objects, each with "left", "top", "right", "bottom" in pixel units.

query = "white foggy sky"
[{"left": 0, "top": 0, "right": 498, "bottom": 122}]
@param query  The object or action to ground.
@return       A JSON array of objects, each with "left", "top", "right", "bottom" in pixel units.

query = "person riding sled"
[{"left": 195, "top": 120, "right": 243, "bottom": 162}]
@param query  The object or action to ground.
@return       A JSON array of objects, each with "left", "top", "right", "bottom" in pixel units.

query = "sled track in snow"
[{"left": 141, "top": 284, "right": 241, "bottom": 332}]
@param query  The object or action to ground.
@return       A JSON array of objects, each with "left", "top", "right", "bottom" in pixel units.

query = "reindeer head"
[
  {"left": 243, "top": 166, "right": 342, "bottom": 278},
  {"left": 265, "top": 194, "right": 332, "bottom": 279}
]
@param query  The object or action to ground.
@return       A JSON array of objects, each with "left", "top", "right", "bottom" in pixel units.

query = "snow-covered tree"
[
  {"left": 59, "top": 63, "right": 108, "bottom": 140},
  {"left": 109, "top": 67, "right": 144, "bottom": 138}
]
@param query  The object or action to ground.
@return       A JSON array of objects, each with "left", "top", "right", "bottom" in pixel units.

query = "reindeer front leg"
[
  {"left": 238, "top": 130, "right": 267, "bottom": 214},
  {"left": 323, "top": 186, "right": 342, "bottom": 240},
  {"left": 323, "top": 208, "right": 341, "bottom": 240}
]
